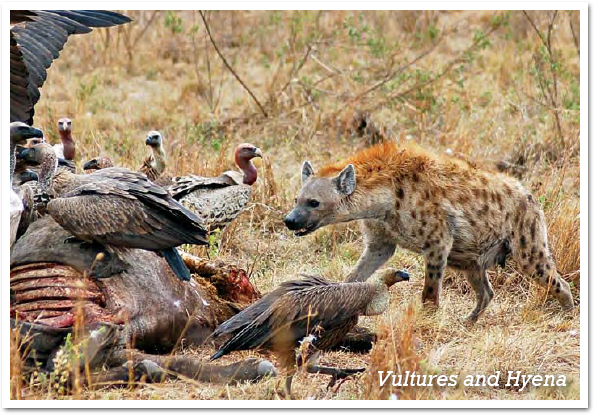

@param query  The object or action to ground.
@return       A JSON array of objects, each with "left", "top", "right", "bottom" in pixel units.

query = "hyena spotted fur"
[{"left": 284, "top": 141, "right": 573, "bottom": 321}]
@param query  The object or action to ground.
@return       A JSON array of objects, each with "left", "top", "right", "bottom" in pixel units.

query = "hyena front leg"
[
  {"left": 346, "top": 221, "right": 396, "bottom": 282},
  {"left": 421, "top": 235, "right": 453, "bottom": 307},
  {"left": 464, "top": 269, "right": 495, "bottom": 322}
]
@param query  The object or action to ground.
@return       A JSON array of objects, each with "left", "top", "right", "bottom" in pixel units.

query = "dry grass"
[{"left": 12, "top": 10, "right": 580, "bottom": 400}]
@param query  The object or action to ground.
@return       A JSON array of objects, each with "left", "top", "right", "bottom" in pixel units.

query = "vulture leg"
[{"left": 306, "top": 365, "right": 366, "bottom": 389}]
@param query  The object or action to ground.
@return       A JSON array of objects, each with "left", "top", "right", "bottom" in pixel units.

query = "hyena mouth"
[{"left": 294, "top": 223, "right": 317, "bottom": 237}]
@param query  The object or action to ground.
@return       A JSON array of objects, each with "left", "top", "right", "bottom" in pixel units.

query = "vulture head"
[
  {"left": 57, "top": 117, "right": 75, "bottom": 160},
  {"left": 27, "top": 136, "right": 45, "bottom": 147},
  {"left": 145, "top": 131, "right": 163, "bottom": 148},
  {"left": 57, "top": 117, "right": 72, "bottom": 134},
  {"left": 10, "top": 122, "right": 43, "bottom": 145},
  {"left": 18, "top": 142, "right": 57, "bottom": 168},
  {"left": 17, "top": 143, "right": 58, "bottom": 194},
  {"left": 234, "top": 143, "right": 263, "bottom": 186},
  {"left": 372, "top": 268, "right": 410, "bottom": 288},
  {"left": 83, "top": 156, "right": 115, "bottom": 172}
]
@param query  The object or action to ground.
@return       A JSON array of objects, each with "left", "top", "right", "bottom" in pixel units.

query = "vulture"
[
  {"left": 10, "top": 10, "right": 132, "bottom": 125},
  {"left": 82, "top": 156, "right": 115, "bottom": 171},
  {"left": 10, "top": 122, "right": 44, "bottom": 248},
  {"left": 19, "top": 143, "right": 209, "bottom": 282},
  {"left": 53, "top": 117, "right": 76, "bottom": 160},
  {"left": 209, "top": 268, "right": 410, "bottom": 396},
  {"left": 169, "top": 143, "right": 263, "bottom": 232},
  {"left": 139, "top": 131, "right": 167, "bottom": 182}
]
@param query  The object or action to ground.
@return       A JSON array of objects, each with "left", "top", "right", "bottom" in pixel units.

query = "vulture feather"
[
  {"left": 19, "top": 143, "right": 209, "bottom": 282},
  {"left": 210, "top": 268, "right": 409, "bottom": 395},
  {"left": 169, "top": 143, "right": 263, "bottom": 232},
  {"left": 10, "top": 122, "right": 44, "bottom": 248},
  {"left": 10, "top": 10, "right": 132, "bottom": 125}
]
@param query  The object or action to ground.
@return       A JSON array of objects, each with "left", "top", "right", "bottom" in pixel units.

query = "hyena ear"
[
  {"left": 335, "top": 164, "right": 356, "bottom": 196},
  {"left": 301, "top": 161, "right": 315, "bottom": 184}
]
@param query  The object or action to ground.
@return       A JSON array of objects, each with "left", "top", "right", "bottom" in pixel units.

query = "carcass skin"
[{"left": 10, "top": 216, "right": 274, "bottom": 387}]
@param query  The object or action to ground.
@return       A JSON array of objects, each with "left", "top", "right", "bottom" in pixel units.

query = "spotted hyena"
[{"left": 283, "top": 141, "right": 574, "bottom": 321}]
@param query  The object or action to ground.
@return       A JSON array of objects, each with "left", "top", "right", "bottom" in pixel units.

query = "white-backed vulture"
[
  {"left": 82, "top": 156, "right": 115, "bottom": 171},
  {"left": 139, "top": 131, "right": 167, "bottom": 182},
  {"left": 209, "top": 268, "right": 410, "bottom": 396},
  {"left": 169, "top": 143, "right": 263, "bottom": 232},
  {"left": 10, "top": 122, "right": 44, "bottom": 248},
  {"left": 53, "top": 117, "right": 76, "bottom": 160},
  {"left": 20, "top": 143, "right": 209, "bottom": 282},
  {"left": 10, "top": 10, "right": 131, "bottom": 125}
]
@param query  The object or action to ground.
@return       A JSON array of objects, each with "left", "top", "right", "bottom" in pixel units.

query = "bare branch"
[{"left": 198, "top": 10, "right": 268, "bottom": 117}]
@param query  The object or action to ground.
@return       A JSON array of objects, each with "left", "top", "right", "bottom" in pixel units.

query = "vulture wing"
[
  {"left": 169, "top": 174, "right": 238, "bottom": 200},
  {"left": 210, "top": 275, "right": 331, "bottom": 342},
  {"left": 177, "top": 185, "right": 252, "bottom": 231},
  {"left": 210, "top": 278, "right": 377, "bottom": 360},
  {"left": 10, "top": 10, "right": 132, "bottom": 125},
  {"left": 47, "top": 179, "right": 208, "bottom": 250}
]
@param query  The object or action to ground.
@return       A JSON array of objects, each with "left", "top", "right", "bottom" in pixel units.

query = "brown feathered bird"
[
  {"left": 19, "top": 143, "right": 209, "bottom": 281},
  {"left": 210, "top": 268, "right": 409, "bottom": 395},
  {"left": 139, "top": 131, "right": 167, "bottom": 182},
  {"left": 169, "top": 143, "right": 263, "bottom": 232},
  {"left": 10, "top": 10, "right": 131, "bottom": 125}
]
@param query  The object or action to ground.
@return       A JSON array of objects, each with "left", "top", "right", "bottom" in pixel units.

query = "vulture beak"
[
  {"left": 253, "top": 147, "right": 263, "bottom": 158},
  {"left": 16, "top": 147, "right": 36, "bottom": 164},
  {"left": 23, "top": 126, "right": 44, "bottom": 140},
  {"left": 395, "top": 269, "right": 410, "bottom": 282},
  {"left": 83, "top": 159, "right": 99, "bottom": 171},
  {"left": 19, "top": 170, "right": 38, "bottom": 184}
]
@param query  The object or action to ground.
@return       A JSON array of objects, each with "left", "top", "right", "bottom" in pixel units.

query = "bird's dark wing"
[
  {"left": 47, "top": 179, "right": 208, "bottom": 249},
  {"left": 210, "top": 278, "right": 376, "bottom": 360},
  {"left": 10, "top": 10, "right": 132, "bottom": 124},
  {"left": 210, "top": 275, "right": 332, "bottom": 342}
]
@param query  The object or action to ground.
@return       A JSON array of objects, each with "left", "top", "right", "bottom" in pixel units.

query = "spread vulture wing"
[{"left": 10, "top": 10, "right": 132, "bottom": 125}]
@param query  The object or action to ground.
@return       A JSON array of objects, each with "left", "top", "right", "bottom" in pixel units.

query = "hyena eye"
[
  {"left": 294, "top": 197, "right": 298, "bottom": 204},
  {"left": 308, "top": 199, "right": 320, "bottom": 208}
]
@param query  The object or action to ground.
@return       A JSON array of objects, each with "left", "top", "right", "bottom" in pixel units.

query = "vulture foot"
[{"left": 305, "top": 365, "right": 366, "bottom": 389}]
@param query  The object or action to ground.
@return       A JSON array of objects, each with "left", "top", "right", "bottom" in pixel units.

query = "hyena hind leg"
[
  {"left": 464, "top": 269, "right": 495, "bottom": 322},
  {"left": 523, "top": 260, "right": 574, "bottom": 311}
]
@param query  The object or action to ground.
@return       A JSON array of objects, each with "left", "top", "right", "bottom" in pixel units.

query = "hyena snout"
[
  {"left": 284, "top": 209, "right": 318, "bottom": 236},
  {"left": 283, "top": 210, "right": 306, "bottom": 230}
]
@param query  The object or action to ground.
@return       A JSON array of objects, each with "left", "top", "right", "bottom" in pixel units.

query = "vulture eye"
[{"left": 308, "top": 199, "right": 320, "bottom": 208}]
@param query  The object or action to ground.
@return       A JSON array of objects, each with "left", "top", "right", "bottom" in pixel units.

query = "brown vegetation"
[{"left": 12, "top": 10, "right": 580, "bottom": 400}]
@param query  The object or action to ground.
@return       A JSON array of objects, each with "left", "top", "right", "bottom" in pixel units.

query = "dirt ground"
[{"left": 12, "top": 10, "right": 580, "bottom": 400}]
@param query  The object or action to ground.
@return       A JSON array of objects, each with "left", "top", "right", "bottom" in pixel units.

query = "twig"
[
  {"left": 198, "top": 10, "right": 268, "bottom": 117},
  {"left": 568, "top": 13, "right": 580, "bottom": 57},
  {"left": 279, "top": 44, "right": 314, "bottom": 94}
]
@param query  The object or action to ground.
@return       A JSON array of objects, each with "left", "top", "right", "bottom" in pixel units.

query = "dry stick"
[
  {"left": 198, "top": 10, "right": 268, "bottom": 118},
  {"left": 522, "top": 11, "right": 564, "bottom": 143},
  {"left": 568, "top": 13, "right": 580, "bottom": 57}
]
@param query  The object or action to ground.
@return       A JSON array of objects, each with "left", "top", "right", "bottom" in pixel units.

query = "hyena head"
[{"left": 283, "top": 161, "right": 356, "bottom": 236}]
